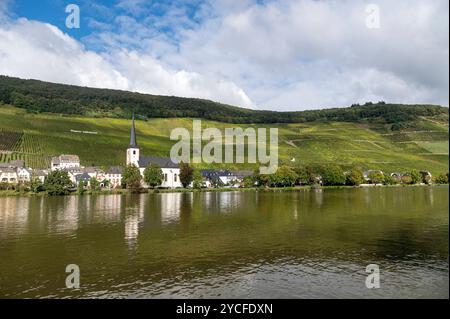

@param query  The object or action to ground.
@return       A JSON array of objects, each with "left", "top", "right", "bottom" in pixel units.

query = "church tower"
[{"left": 126, "top": 113, "right": 140, "bottom": 167}]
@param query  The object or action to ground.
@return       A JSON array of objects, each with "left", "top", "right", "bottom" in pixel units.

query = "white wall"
[{"left": 139, "top": 167, "right": 182, "bottom": 188}]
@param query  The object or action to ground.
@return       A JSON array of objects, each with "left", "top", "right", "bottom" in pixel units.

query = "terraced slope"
[{"left": 0, "top": 105, "right": 448, "bottom": 175}]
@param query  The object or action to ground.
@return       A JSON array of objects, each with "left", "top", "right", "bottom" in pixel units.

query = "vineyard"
[
  {"left": 0, "top": 129, "right": 51, "bottom": 168},
  {"left": 0, "top": 104, "right": 448, "bottom": 174}
]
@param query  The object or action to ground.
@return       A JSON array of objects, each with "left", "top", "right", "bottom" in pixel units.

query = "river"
[{"left": 0, "top": 187, "right": 448, "bottom": 298}]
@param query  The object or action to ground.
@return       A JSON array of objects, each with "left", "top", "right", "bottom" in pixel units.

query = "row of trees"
[
  {"left": 1, "top": 76, "right": 447, "bottom": 124},
  {"left": 3, "top": 163, "right": 448, "bottom": 195},
  {"left": 122, "top": 162, "right": 203, "bottom": 192},
  {"left": 0, "top": 170, "right": 107, "bottom": 195},
  {"left": 121, "top": 161, "right": 449, "bottom": 191},
  {"left": 248, "top": 165, "right": 449, "bottom": 188}
]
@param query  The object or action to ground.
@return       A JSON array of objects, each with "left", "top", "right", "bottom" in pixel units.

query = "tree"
[
  {"left": 253, "top": 168, "right": 269, "bottom": 187},
  {"left": 346, "top": 168, "right": 364, "bottom": 186},
  {"left": 101, "top": 179, "right": 110, "bottom": 188},
  {"left": 383, "top": 174, "right": 397, "bottom": 185},
  {"left": 44, "top": 170, "right": 72, "bottom": 195},
  {"left": 179, "top": 162, "right": 193, "bottom": 188},
  {"left": 242, "top": 175, "right": 255, "bottom": 188},
  {"left": 122, "top": 164, "right": 142, "bottom": 191},
  {"left": 293, "top": 165, "right": 319, "bottom": 185},
  {"left": 435, "top": 173, "right": 449, "bottom": 184},
  {"left": 401, "top": 175, "right": 413, "bottom": 185},
  {"left": 268, "top": 165, "right": 298, "bottom": 187},
  {"left": 410, "top": 169, "right": 421, "bottom": 184},
  {"left": 368, "top": 171, "right": 384, "bottom": 184},
  {"left": 320, "top": 165, "right": 345, "bottom": 186},
  {"left": 144, "top": 163, "right": 163, "bottom": 188},
  {"left": 30, "top": 177, "right": 44, "bottom": 193},
  {"left": 293, "top": 166, "right": 310, "bottom": 185},
  {"left": 192, "top": 170, "right": 203, "bottom": 189},
  {"left": 89, "top": 177, "right": 100, "bottom": 191},
  {"left": 77, "top": 180, "right": 86, "bottom": 195}
]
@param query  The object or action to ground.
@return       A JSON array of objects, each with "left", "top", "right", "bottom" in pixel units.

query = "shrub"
[
  {"left": 89, "top": 177, "right": 100, "bottom": 191},
  {"left": 435, "top": 173, "right": 449, "bottom": 184},
  {"left": 179, "top": 162, "right": 194, "bottom": 188},
  {"left": 346, "top": 168, "right": 364, "bottom": 186},
  {"left": 410, "top": 169, "right": 422, "bottom": 184},
  {"left": 77, "top": 180, "right": 86, "bottom": 195},
  {"left": 30, "top": 178, "right": 45, "bottom": 193},
  {"left": 383, "top": 174, "right": 397, "bottom": 185},
  {"left": 144, "top": 163, "right": 163, "bottom": 188},
  {"left": 242, "top": 175, "right": 255, "bottom": 188},
  {"left": 268, "top": 166, "right": 298, "bottom": 187},
  {"left": 122, "top": 164, "right": 142, "bottom": 191},
  {"left": 368, "top": 171, "right": 384, "bottom": 184},
  {"left": 401, "top": 175, "right": 413, "bottom": 185},
  {"left": 44, "top": 170, "right": 72, "bottom": 195},
  {"left": 320, "top": 165, "right": 346, "bottom": 186},
  {"left": 253, "top": 168, "right": 269, "bottom": 187},
  {"left": 293, "top": 165, "right": 319, "bottom": 185},
  {"left": 192, "top": 170, "right": 203, "bottom": 189}
]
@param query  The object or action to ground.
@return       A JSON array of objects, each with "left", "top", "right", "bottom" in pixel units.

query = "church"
[{"left": 126, "top": 115, "right": 182, "bottom": 188}]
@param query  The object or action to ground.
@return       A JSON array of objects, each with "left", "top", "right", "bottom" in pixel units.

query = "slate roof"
[
  {"left": 9, "top": 160, "right": 24, "bottom": 168},
  {"left": 0, "top": 160, "right": 25, "bottom": 168},
  {"left": 232, "top": 170, "right": 253, "bottom": 178},
  {"left": 0, "top": 167, "right": 17, "bottom": 174},
  {"left": 66, "top": 167, "right": 83, "bottom": 174},
  {"left": 200, "top": 169, "right": 233, "bottom": 177},
  {"left": 52, "top": 155, "right": 80, "bottom": 163},
  {"left": 33, "top": 170, "right": 47, "bottom": 177},
  {"left": 129, "top": 113, "right": 138, "bottom": 148},
  {"left": 83, "top": 167, "right": 104, "bottom": 174},
  {"left": 107, "top": 166, "right": 123, "bottom": 174},
  {"left": 138, "top": 156, "right": 179, "bottom": 169},
  {"left": 75, "top": 173, "right": 91, "bottom": 182}
]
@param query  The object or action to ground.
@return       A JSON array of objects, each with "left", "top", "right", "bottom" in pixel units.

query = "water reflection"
[{"left": 0, "top": 187, "right": 448, "bottom": 298}]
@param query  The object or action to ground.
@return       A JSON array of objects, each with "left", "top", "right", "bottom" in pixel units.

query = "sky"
[{"left": 0, "top": 0, "right": 448, "bottom": 111}]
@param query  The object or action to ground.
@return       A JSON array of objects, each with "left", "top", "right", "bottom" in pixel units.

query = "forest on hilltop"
[{"left": 0, "top": 75, "right": 447, "bottom": 125}]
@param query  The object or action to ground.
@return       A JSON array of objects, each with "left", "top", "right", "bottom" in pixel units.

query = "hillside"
[
  {"left": 0, "top": 104, "right": 448, "bottom": 175},
  {"left": 0, "top": 75, "right": 448, "bottom": 124}
]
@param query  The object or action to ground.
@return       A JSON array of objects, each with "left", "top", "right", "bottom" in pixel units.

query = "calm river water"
[{"left": 0, "top": 187, "right": 448, "bottom": 298}]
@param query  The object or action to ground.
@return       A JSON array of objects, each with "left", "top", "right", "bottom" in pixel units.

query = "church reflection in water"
[{"left": 0, "top": 192, "right": 243, "bottom": 247}]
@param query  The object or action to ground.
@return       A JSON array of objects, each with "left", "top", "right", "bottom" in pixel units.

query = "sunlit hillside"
[{"left": 0, "top": 105, "right": 448, "bottom": 175}]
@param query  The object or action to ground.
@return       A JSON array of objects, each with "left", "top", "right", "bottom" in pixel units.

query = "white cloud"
[
  {"left": 0, "top": 0, "right": 448, "bottom": 111},
  {"left": 164, "top": 0, "right": 449, "bottom": 109},
  {"left": 0, "top": 18, "right": 254, "bottom": 108}
]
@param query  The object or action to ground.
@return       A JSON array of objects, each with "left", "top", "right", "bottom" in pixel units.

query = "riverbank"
[{"left": 0, "top": 183, "right": 447, "bottom": 197}]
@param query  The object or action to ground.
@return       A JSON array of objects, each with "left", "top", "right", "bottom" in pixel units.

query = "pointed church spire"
[{"left": 129, "top": 113, "right": 138, "bottom": 148}]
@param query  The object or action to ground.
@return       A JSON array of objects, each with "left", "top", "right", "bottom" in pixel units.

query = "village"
[{"left": 0, "top": 116, "right": 445, "bottom": 193}]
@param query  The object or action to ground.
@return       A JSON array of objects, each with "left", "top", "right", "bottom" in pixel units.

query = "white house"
[
  {"left": 83, "top": 167, "right": 105, "bottom": 181},
  {"left": 32, "top": 170, "right": 48, "bottom": 183},
  {"left": 51, "top": 155, "right": 80, "bottom": 171},
  {"left": 66, "top": 167, "right": 84, "bottom": 184},
  {"left": 17, "top": 167, "right": 32, "bottom": 182},
  {"left": 200, "top": 170, "right": 250, "bottom": 187},
  {"left": 0, "top": 168, "right": 18, "bottom": 183},
  {"left": 0, "top": 160, "right": 29, "bottom": 183},
  {"left": 126, "top": 114, "right": 182, "bottom": 188},
  {"left": 106, "top": 166, "right": 123, "bottom": 188}
]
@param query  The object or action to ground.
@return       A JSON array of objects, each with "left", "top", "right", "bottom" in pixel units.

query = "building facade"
[
  {"left": 126, "top": 114, "right": 182, "bottom": 188},
  {"left": 51, "top": 155, "right": 80, "bottom": 171}
]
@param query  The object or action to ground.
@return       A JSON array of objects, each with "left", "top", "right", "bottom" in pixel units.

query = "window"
[
  {"left": 174, "top": 174, "right": 177, "bottom": 182},
  {"left": 164, "top": 173, "right": 167, "bottom": 182},
  {"left": 133, "top": 150, "right": 136, "bottom": 155}
]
